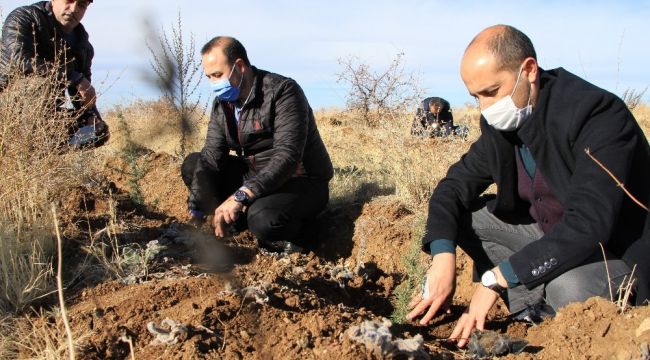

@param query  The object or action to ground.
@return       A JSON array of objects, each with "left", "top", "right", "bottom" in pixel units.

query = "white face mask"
[{"left": 480, "top": 65, "right": 533, "bottom": 131}]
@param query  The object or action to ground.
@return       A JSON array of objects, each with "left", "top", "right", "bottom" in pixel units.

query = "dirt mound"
[
  {"left": 348, "top": 196, "right": 415, "bottom": 274},
  {"left": 44, "top": 152, "right": 650, "bottom": 359},
  {"left": 527, "top": 297, "right": 650, "bottom": 359},
  {"left": 66, "top": 236, "right": 398, "bottom": 359},
  {"left": 103, "top": 152, "right": 189, "bottom": 220}
]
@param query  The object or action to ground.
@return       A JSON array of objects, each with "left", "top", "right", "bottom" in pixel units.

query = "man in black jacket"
[
  {"left": 181, "top": 36, "right": 333, "bottom": 252},
  {"left": 0, "top": 0, "right": 108, "bottom": 147},
  {"left": 406, "top": 25, "right": 650, "bottom": 347}
]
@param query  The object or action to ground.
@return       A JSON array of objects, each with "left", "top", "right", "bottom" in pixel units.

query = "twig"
[
  {"left": 599, "top": 243, "right": 614, "bottom": 302},
  {"left": 216, "top": 314, "right": 228, "bottom": 351},
  {"left": 52, "top": 204, "right": 76, "bottom": 360},
  {"left": 584, "top": 148, "right": 649, "bottom": 211},
  {"left": 617, "top": 264, "right": 637, "bottom": 313},
  {"left": 119, "top": 334, "right": 136, "bottom": 360}
]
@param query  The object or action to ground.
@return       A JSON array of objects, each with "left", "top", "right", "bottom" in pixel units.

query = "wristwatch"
[
  {"left": 233, "top": 188, "right": 252, "bottom": 206},
  {"left": 481, "top": 270, "right": 506, "bottom": 292}
]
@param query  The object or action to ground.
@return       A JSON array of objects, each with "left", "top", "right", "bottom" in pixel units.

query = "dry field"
[{"left": 1, "top": 84, "right": 650, "bottom": 359}]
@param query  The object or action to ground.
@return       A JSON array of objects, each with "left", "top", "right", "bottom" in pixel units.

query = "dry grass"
[
  {"left": 316, "top": 105, "right": 479, "bottom": 210},
  {"left": 0, "top": 66, "right": 95, "bottom": 313},
  {"left": 633, "top": 103, "right": 650, "bottom": 139},
  {"left": 101, "top": 99, "right": 207, "bottom": 158},
  {"left": 0, "top": 308, "right": 90, "bottom": 360}
]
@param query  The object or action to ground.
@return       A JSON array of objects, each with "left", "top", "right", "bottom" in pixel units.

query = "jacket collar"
[
  {"left": 241, "top": 66, "right": 261, "bottom": 108},
  {"left": 517, "top": 67, "right": 557, "bottom": 148}
]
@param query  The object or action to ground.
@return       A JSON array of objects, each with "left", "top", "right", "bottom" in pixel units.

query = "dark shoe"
[
  {"left": 511, "top": 302, "right": 556, "bottom": 325},
  {"left": 259, "top": 240, "right": 303, "bottom": 255}
]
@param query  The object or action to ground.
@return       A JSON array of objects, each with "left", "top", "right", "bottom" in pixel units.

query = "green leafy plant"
[{"left": 391, "top": 214, "right": 429, "bottom": 323}]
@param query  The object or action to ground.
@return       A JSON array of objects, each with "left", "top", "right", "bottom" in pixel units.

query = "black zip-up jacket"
[
  {"left": 423, "top": 68, "right": 650, "bottom": 304},
  {"left": 0, "top": 1, "right": 93, "bottom": 109},
  {"left": 190, "top": 67, "right": 333, "bottom": 206}
]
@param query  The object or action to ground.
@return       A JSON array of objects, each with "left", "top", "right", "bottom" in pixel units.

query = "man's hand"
[
  {"left": 406, "top": 252, "right": 456, "bottom": 325},
  {"left": 76, "top": 77, "right": 96, "bottom": 108},
  {"left": 212, "top": 197, "right": 244, "bottom": 237},
  {"left": 448, "top": 280, "right": 501, "bottom": 347}
]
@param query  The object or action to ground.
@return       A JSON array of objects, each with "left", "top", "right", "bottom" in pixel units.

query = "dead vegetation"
[{"left": 0, "top": 63, "right": 95, "bottom": 314}]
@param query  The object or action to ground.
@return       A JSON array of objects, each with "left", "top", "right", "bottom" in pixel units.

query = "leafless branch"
[{"left": 584, "top": 148, "right": 648, "bottom": 211}]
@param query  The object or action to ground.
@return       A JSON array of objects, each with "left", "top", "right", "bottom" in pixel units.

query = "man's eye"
[{"left": 485, "top": 89, "right": 498, "bottom": 97}]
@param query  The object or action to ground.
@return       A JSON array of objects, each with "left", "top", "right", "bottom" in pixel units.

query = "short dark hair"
[
  {"left": 201, "top": 36, "right": 251, "bottom": 66},
  {"left": 471, "top": 25, "right": 537, "bottom": 71}
]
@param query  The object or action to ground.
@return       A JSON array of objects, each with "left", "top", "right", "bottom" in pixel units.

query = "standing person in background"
[
  {"left": 407, "top": 24, "right": 650, "bottom": 348},
  {"left": 0, "top": 0, "right": 108, "bottom": 147},
  {"left": 181, "top": 36, "right": 333, "bottom": 253}
]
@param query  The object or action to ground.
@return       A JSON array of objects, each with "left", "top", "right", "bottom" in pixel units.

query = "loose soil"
[{"left": 49, "top": 152, "right": 650, "bottom": 359}]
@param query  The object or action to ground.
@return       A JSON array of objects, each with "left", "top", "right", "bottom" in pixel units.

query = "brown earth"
[{"left": 47, "top": 152, "right": 650, "bottom": 359}]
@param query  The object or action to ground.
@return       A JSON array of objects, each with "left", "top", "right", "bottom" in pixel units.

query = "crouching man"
[
  {"left": 182, "top": 36, "right": 333, "bottom": 252},
  {"left": 407, "top": 25, "right": 650, "bottom": 348}
]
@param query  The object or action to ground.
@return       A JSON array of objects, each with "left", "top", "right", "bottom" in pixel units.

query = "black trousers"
[{"left": 181, "top": 152, "right": 329, "bottom": 244}]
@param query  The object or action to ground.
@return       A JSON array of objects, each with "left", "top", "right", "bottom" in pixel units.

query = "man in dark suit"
[
  {"left": 406, "top": 24, "right": 650, "bottom": 347},
  {"left": 181, "top": 37, "right": 333, "bottom": 253}
]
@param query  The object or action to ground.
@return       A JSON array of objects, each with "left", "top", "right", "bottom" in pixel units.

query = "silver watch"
[{"left": 481, "top": 270, "right": 505, "bottom": 292}]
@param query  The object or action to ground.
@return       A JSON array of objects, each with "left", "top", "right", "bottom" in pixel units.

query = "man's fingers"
[
  {"left": 214, "top": 215, "right": 225, "bottom": 237},
  {"left": 476, "top": 316, "right": 485, "bottom": 331},
  {"left": 407, "top": 294, "right": 422, "bottom": 309},
  {"left": 223, "top": 211, "right": 233, "bottom": 224},
  {"left": 419, "top": 296, "right": 445, "bottom": 325},
  {"left": 458, "top": 319, "right": 475, "bottom": 348},
  {"left": 448, "top": 313, "right": 466, "bottom": 340},
  {"left": 406, "top": 297, "right": 431, "bottom": 320},
  {"left": 214, "top": 223, "right": 224, "bottom": 237}
]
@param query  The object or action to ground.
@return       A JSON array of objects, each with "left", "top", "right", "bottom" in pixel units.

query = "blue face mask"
[{"left": 210, "top": 63, "right": 242, "bottom": 102}]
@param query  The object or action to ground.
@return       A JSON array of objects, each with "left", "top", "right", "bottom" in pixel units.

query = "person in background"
[
  {"left": 0, "top": 0, "right": 108, "bottom": 147},
  {"left": 411, "top": 96, "right": 466, "bottom": 138},
  {"left": 407, "top": 24, "right": 650, "bottom": 348}
]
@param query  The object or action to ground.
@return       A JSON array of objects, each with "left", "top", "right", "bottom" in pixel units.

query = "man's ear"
[
  {"left": 234, "top": 58, "right": 246, "bottom": 74},
  {"left": 523, "top": 57, "right": 538, "bottom": 83}
]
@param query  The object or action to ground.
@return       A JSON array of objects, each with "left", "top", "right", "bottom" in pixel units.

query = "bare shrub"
[
  {"left": 337, "top": 53, "right": 422, "bottom": 127},
  {"left": 0, "top": 308, "right": 90, "bottom": 359},
  {"left": 622, "top": 87, "right": 648, "bottom": 111},
  {"left": 0, "top": 222, "right": 53, "bottom": 313},
  {"left": 0, "top": 63, "right": 92, "bottom": 312},
  {"left": 146, "top": 12, "right": 204, "bottom": 158}
]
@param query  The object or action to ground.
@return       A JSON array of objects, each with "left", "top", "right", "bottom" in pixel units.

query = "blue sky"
[{"left": 2, "top": 0, "right": 649, "bottom": 111}]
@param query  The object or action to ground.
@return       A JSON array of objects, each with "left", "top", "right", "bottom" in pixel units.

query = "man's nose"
[{"left": 478, "top": 98, "right": 493, "bottom": 111}]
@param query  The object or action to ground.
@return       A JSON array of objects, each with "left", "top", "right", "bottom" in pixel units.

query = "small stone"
[
  {"left": 240, "top": 330, "right": 250, "bottom": 340},
  {"left": 586, "top": 310, "right": 596, "bottom": 321},
  {"left": 613, "top": 349, "right": 633, "bottom": 360},
  {"left": 636, "top": 317, "right": 650, "bottom": 337},
  {"left": 640, "top": 342, "right": 649, "bottom": 357},
  {"left": 285, "top": 295, "right": 300, "bottom": 308}
]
